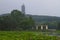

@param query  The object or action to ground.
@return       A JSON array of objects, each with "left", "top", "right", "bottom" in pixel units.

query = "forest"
[
  {"left": 0, "top": 9, "right": 60, "bottom": 31},
  {"left": 0, "top": 10, "right": 35, "bottom": 31}
]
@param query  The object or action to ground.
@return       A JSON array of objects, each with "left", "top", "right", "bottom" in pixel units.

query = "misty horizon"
[{"left": 0, "top": 0, "right": 60, "bottom": 17}]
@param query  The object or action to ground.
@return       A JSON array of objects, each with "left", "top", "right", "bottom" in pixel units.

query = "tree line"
[
  {"left": 0, "top": 9, "right": 60, "bottom": 31},
  {"left": 0, "top": 10, "right": 35, "bottom": 31}
]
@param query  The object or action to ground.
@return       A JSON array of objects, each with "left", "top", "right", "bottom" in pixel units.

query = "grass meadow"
[{"left": 0, "top": 31, "right": 57, "bottom": 40}]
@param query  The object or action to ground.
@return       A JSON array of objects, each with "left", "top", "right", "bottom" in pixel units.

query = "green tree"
[{"left": 0, "top": 10, "right": 35, "bottom": 31}]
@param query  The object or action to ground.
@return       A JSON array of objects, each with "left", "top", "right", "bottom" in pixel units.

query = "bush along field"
[{"left": 0, "top": 31, "right": 57, "bottom": 40}]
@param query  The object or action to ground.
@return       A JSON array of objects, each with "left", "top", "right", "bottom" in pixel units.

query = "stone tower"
[{"left": 21, "top": 4, "right": 25, "bottom": 14}]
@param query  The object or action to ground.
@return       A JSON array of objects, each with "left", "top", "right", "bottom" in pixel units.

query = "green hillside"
[
  {"left": 27, "top": 14, "right": 60, "bottom": 23},
  {"left": 0, "top": 10, "right": 60, "bottom": 30},
  {"left": 27, "top": 14, "right": 60, "bottom": 29}
]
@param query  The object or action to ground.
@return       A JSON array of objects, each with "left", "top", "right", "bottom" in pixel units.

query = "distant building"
[
  {"left": 35, "top": 24, "right": 56, "bottom": 31},
  {"left": 21, "top": 4, "right": 25, "bottom": 14}
]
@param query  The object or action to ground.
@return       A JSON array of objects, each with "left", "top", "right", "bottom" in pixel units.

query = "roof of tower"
[{"left": 22, "top": 3, "right": 25, "bottom": 7}]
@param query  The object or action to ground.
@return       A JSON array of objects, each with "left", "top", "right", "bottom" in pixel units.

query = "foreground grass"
[{"left": 0, "top": 31, "right": 57, "bottom": 40}]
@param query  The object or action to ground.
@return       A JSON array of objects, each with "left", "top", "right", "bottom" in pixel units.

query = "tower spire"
[{"left": 21, "top": 4, "right": 25, "bottom": 14}]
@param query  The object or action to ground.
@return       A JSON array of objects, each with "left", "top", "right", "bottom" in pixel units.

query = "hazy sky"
[{"left": 0, "top": 0, "right": 60, "bottom": 17}]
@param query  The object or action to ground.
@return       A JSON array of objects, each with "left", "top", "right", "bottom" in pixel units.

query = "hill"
[
  {"left": 27, "top": 14, "right": 60, "bottom": 23},
  {"left": 0, "top": 13, "right": 60, "bottom": 29},
  {"left": 27, "top": 14, "right": 60, "bottom": 29}
]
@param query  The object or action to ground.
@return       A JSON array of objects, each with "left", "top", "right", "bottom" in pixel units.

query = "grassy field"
[{"left": 0, "top": 31, "right": 57, "bottom": 40}]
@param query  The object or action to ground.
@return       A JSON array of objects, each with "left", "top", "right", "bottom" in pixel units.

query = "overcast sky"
[{"left": 0, "top": 0, "right": 60, "bottom": 17}]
